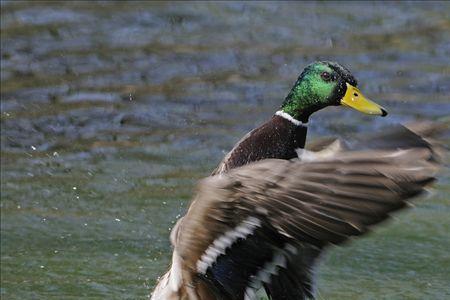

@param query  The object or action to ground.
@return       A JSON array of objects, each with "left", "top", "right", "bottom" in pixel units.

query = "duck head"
[{"left": 281, "top": 61, "right": 387, "bottom": 123}]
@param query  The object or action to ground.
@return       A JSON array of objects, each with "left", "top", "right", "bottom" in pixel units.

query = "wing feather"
[{"left": 175, "top": 124, "right": 443, "bottom": 299}]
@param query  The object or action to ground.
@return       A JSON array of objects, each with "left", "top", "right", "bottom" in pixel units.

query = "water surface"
[{"left": 1, "top": 2, "right": 449, "bottom": 299}]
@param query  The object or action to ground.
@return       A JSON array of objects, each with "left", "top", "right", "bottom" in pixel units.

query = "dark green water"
[{"left": 1, "top": 1, "right": 449, "bottom": 299}]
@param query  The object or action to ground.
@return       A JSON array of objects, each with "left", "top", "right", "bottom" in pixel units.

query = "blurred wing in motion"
[{"left": 174, "top": 127, "right": 441, "bottom": 300}]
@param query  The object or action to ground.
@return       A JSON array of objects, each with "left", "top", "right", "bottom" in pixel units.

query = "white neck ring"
[{"left": 275, "top": 111, "right": 307, "bottom": 126}]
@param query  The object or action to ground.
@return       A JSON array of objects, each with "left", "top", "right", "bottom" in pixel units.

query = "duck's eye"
[{"left": 321, "top": 72, "right": 331, "bottom": 81}]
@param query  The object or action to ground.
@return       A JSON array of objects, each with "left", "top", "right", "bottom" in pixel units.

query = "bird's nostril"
[{"left": 353, "top": 93, "right": 358, "bottom": 97}]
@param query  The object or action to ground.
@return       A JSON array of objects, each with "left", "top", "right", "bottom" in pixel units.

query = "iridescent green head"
[{"left": 281, "top": 61, "right": 387, "bottom": 122}]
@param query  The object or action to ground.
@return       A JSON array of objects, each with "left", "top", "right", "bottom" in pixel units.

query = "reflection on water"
[{"left": 1, "top": 1, "right": 449, "bottom": 299}]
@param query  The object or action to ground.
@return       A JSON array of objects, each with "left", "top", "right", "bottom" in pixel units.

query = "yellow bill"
[{"left": 341, "top": 83, "right": 387, "bottom": 116}]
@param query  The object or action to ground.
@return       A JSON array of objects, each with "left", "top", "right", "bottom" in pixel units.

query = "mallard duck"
[{"left": 151, "top": 61, "right": 441, "bottom": 300}]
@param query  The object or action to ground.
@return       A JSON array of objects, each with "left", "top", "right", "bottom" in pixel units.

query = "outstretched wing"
[{"left": 175, "top": 127, "right": 441, "bottom": 300}]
